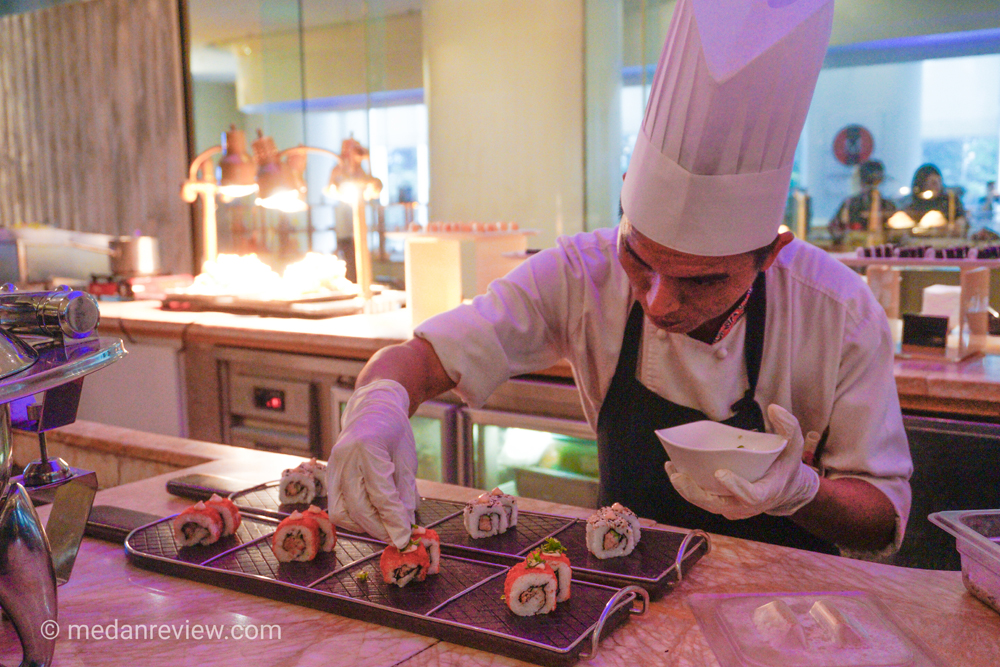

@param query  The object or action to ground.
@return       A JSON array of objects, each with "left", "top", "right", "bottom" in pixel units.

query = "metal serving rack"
[{"left": 125, "top": 484, "right": 710, "bottom": 666}]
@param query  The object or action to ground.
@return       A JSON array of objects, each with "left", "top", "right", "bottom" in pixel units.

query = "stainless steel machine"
[{"left": 0, "top": 284, "right": 125, "bottom": 667}]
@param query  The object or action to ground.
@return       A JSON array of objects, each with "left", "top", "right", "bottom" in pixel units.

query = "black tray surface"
[
  {"left": 315, "top": 555, "right": 506, "bottom": 616},
  {"left": 432, "top": 512, "right": 576, "bottom": 559},
  {"left": 431, "top": 574, "right": 625, "bottom": 651},
  {"left": 126, "top": 513, "right": 276, "bottom": 564},
  {"left": 549, "top": 520, "right": 708, "bottom": 587},
  {"left": 208, "top": 534, "right": 383, "bottom": 589}
]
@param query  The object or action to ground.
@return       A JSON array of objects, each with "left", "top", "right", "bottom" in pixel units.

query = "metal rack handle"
[
  {"left": 675, "top": 529, "right": 711, "bottom": 583},
  {"left": 577, "top": 584, "right": 649, "bottom": 660}
]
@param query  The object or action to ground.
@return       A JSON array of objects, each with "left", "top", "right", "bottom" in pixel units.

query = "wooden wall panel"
[{"left": 0, "top": 0, "right": 192, "bottom": 274}]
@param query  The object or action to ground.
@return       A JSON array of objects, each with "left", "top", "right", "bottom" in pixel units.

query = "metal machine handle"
[
  {"left": 0, "top": 284, "right": 100, "bottom": 339},
  {"left": 577, "top": 584, "right": 649, "bottom": 660}
]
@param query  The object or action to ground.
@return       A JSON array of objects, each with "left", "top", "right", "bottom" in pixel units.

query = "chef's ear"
[{"left": 755, "top": 232, "right": 794, "bottom": 272}]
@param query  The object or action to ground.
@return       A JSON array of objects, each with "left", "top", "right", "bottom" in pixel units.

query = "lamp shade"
[
  {"left": 218, "top": 125, "right": 257, "bottom": 198},
  {"left": 253, "top": 131, "right": 306, "bottom": 212}
]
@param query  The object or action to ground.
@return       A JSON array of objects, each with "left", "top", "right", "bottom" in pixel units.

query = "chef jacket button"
[
  {"left": 715, "top": 347, "right": 728, "bottom": 360},
  {"left": 655, "top": 328, "right": 667, "bottom": 340}
]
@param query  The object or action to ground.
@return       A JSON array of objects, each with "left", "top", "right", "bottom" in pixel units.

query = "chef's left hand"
[{"left": 665, "top": 404, "right": 820, "bottom": 520}]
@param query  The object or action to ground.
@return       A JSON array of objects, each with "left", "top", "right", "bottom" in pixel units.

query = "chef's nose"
[{"left": 644, "top": 274, "right": 680, "bottom": 316}]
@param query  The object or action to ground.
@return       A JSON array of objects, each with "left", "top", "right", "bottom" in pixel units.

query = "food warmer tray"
[
  {"left": 125, "top": 513, "right": 646, "bottom": 666},
  {"left": 230, "top": 482, "right": 711, "bottom": 598}
]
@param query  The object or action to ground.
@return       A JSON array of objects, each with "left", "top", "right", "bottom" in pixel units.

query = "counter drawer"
[
  {"left": 230, "top": 423, "right": 313, "bottom": 456},
  {"left": 229, "top": 375, "right": 311, "bottom": 426}
]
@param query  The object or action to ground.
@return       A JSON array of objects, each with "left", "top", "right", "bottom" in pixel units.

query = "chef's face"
[{"left": 617, "top": 218, "right": 789, "bottom": 335}]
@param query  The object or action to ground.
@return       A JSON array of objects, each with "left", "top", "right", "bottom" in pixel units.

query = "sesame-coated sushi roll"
[
  {"left": 271, "top": 511, "right": 321, "bottom": 562},
  {"left": 172, "top": 501, "right": 224, "bottom": 547},
  {"left": 379, "top": 540, "right": 430, "bottom": 587},
  {"left": 485, "top": 487, "right": 518, "bottom": 527},
  {"left": 304, "top": 505, "right": 337, "bottom": 552},
  {"left": 536, "top": 537, "right": 571, "bottom": 602},
  {"left": 585, "top": 503, "right": 641, "bottom": 559},
  {"left": 279, "top": 466, "right": 319, "bottom": 505},
  {"left": 504, "top": 552, "right": 557, "bottom": 616},
  {"left": 411, "top": 525, "right": 440, "bottom": 575},
  {"left": 298, "top": 458, "right": 327, "bottom": 497},
  {"left": 463, "top": 494, "right": 509, "bottom": 538},
  {"left": 205, "top": 493, "right": 241, "bottom": 536}
]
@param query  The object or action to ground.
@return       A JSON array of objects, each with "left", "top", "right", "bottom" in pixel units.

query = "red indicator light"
[{"left": 267, "top": 396, "right": 283, "bottom": 410}]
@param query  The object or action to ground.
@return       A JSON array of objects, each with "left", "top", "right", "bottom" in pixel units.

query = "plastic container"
[
  {"left": 929, "top": 509, "right": 1000, "bottom": 614},
  {"left": 688, "top": 591, "right": 944, "bottom": 667}
]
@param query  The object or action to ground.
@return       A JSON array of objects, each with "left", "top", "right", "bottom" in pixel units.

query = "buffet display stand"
[{"left": 835, "top": 254, "right": 998, "bottom": 362}]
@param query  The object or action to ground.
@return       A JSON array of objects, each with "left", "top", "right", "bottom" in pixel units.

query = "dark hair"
[
  {"left": 859, "top": 160, "right": 885, "bottom": 187},
  {"left": 911, "top": 163, "right": 943, "bottom": 193}
]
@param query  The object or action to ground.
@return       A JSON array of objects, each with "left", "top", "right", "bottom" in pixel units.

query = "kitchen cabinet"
[{"left": 77, "top": 336, "right": 188, "bottom": 438}]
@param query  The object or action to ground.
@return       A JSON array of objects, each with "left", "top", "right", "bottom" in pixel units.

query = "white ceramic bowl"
[{"left": 655, "top": 421, "right": 788, "bottom": 495}]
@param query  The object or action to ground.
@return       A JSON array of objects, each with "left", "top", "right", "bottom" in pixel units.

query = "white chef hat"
[{"left": 621, "top": 0, "right": 834, "bottom": 256}]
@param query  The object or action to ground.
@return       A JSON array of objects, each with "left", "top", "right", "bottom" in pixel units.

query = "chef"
[{"left": 328, "top": 0, "right": 912, "bottom": 558}]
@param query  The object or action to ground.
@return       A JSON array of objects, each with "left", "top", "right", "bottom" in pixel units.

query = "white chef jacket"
[{"left": 415, "top": 226, "right": 913, "bottom": 552}]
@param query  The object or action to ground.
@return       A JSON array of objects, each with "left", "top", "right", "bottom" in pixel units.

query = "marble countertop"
[{"left": 2, "top": 445, "right": 997, "bottom": 667}]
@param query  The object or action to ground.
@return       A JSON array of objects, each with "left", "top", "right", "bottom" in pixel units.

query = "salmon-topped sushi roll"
[
  {"left": 172, "top": 501, "right": 224, "bottom": 547},
  {"left": 380, "top": 539, "right": 430, "bottom": 588},
  {"left": 271, "top": 511, "right": 321, "bottom": 562},
  {"left": 536, "top": 537, "right": 571, "bottom": 602},
  {"left": 304, "top": 505, "right": 337, "bottom": 552},
  {"left": 410, "top": 525, "right": 440, "bottom": 575},
  {"left": 504, "top": 551, "right": 557, "bottom": 616},
  {"left": 205, "top": 493, "right": 241, "bottom": 536}
]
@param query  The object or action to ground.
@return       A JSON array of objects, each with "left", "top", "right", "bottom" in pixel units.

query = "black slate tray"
[
  {"left": 125, "top": 514, "right": 646, "bottom": 666},
  {"left": 229, "top": 482, "right": 711, "bottom": 597}
]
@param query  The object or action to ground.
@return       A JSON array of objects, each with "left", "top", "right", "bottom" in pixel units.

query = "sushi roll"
[
  {"left": 304, "top": 505, "right": 337, "bottom": 552},
  {"left": 298, "top": 458, "right": 327, "bottom": 497},
  {"left": 172, "top": 501, "right": 223, "bottom": 547},
  {"left": 463, "top": 494, "right": 509, "bottom": 538},
  {"left": 379, "top": 539, "right": 430, "bottom": 587},
  {"left": 586, "top": 503, "right": 641, "bottom": 559},
  {"left": 205, "top": 493, "right": 241, "bottom": 536},
  {"left": 271, "top": 511, "right": 321, "bottom": 562},
  {"left": 504, "top": 551, "right": 557, "bottom": 616},
  {"left": 411, "top": 525, "right": 440, "bottom": 575},
  {"left": 485, "top": 487, "right": 518, "bottom": 528},
  {"left": 279, "top": 464, "right": 319, "bottom": 505},
  {"left": 536, "top": 537, "right": 571, "bottom": 602}
]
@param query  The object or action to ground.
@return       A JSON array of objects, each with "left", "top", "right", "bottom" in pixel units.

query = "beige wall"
[{"left": 422, "top": 0, "right": 585, "bottom": 248}]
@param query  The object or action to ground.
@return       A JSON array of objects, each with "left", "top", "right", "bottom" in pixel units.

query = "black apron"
[{"left": 596, "top": 272, "right": 836, "bottom": 554}]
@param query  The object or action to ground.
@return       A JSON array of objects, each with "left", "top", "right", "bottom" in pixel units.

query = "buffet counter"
[
  {"left": 98, "top": 300, "right": 1000, "bottom": 420},
  {"left": 1, "top": 437, "right": 996, "bottom": 666}
]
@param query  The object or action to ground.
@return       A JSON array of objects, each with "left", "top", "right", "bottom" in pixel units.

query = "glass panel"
[{"left": 471, "top": 425, "right": 599, "bottom": 507}]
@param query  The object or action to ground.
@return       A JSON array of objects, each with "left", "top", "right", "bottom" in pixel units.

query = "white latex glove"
[
  {"left": 665, "top": 404, "right": 820, "bottom": 520},
  {"left": 327, "top": 379, "right": 418, "bottom": 550}
]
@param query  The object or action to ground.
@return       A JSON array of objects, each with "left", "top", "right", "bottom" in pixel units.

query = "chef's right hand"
[{"left": 327, "top": 379, "right": 417, "bottom": 550}]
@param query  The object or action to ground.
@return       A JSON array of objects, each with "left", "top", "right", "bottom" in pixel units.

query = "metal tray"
[
  {"left": 230, "top": 482, "right": 710, "bottom": 596},
  {"left": 929, "top": 509, "right": 1000, "bottom": 614},
  {"left": 125, "top": 514, "right": 646, "bottom": 666}
]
